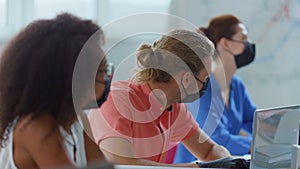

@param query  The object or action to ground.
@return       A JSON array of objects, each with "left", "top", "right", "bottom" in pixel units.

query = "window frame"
[{"left": 0, "top": 0, "right": 171, "bottom": 41}]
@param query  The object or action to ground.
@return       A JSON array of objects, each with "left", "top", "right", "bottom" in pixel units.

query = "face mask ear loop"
[{"left": 84, "top": 76, "right": 111, "bottom": 109}]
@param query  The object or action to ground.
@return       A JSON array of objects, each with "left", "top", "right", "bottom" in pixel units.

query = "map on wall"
[
  {"left": 176, "top": 0, "right": 300, "bottom": 108},
  {"left": 239, "top": 0, "right": 300, "bottom": 108}
]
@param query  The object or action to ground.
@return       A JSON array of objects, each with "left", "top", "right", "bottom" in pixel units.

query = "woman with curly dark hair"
[{"left": 0, "top": 13, "right": 111, "bottom": 169}]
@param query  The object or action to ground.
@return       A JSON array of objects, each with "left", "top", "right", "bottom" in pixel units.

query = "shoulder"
[
  {"left": 173, "top": 103, "right": 196, "bottom": 122},
  {"left": 231, "top": 75, "right": 246, "bottom": 89},
  {"left": 232, "top": 75, "right": 244, "bottom": 84},
  {"left": 15, "top": 114, "right": 57, "bottom": 135},
  {"left": 108, "top": 80, "right": 144, "bottom": 104},
  {"left": 111, "top": 80, "right": 149, "bottom": 94},
  {"left": 14, "top": 114, "right": 61, "bottom": 148},
  {"left": 13, "top": 113, "right": 67, "bottom": 166},
  {"left": 102, "top": 80, "right": 150, "bottom": 113},
  {"left": 111, "top": 80, "right": 138, "bottom": 92}
]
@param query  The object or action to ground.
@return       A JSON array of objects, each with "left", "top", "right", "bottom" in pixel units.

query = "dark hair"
[
  {"left": 0, "top": 13, "right": 103, "bottom": 147},
  {"left": 198, "top": 14, "right": 241, "bottom": 47}
]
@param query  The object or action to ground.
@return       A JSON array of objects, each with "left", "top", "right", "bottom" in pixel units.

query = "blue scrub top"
[{"left": 174, "top": 74, "right": 256, "bottom": 163}]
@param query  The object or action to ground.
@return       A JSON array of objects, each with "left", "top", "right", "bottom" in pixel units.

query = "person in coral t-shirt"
[{"left": 89, "top": 29, "right": 231, "bottom": 168}]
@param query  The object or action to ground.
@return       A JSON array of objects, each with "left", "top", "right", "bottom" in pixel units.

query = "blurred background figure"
[{"left": 174, "top": 14, "right": 257, "bottom": 163}]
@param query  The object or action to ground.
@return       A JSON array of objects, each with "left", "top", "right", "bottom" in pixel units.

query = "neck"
[
  {"left": 213, "top": 47, "right": 236, "bottom": 92},
  {"left": 213, "top": 65, "right": 233, "bottom": 91},
  {"left": 213, "top": 62, "right": 232, "bottom": 107}
]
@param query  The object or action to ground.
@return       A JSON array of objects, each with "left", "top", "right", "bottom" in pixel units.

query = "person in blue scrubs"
[{"left": 174, "top": 14, "right": 257, "bottom": 163}]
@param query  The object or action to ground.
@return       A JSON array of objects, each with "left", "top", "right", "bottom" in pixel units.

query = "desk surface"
[{"left": 115, "top": 165, "right": 231, "bottom": 169}]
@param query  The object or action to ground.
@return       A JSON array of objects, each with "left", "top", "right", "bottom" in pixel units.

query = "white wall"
[
  {"left": 1, "top": 0, "right": 299, "bottom": 109},
  {"left": 170, "top": 0, "right": 300, "bottom": 109},
  {"left": 0, "top": 41, "right": 6, "bottom": 54}
]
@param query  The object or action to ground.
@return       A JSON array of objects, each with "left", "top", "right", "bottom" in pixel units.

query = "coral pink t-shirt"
[{"left": 89, "top": 80, "right": 199, "bottom": 163}]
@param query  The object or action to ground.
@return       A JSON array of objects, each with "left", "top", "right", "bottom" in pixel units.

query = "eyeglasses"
[
  {"left": 194, "top": 76, "right": 210, "bottom": 97},
  {"left": 229, "top": 38, "right": 246, "bottom": 44}
]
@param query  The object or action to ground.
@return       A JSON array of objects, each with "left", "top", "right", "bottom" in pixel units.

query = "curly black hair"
[{"left": 0, "top": 13, "right": 104, "bottom": 147}]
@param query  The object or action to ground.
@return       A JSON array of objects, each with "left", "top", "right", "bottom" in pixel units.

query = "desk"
[
  {"left": 115, "top": 165, "right": 230, "bottom": 169},
  {"left": 76, "top": 162, "right": 232, "bottom": 169},
  {"left": 115, "top": 166, "right": 189, "bottom": 169}
]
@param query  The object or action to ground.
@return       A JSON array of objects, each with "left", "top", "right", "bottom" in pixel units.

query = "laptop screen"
[{"left": 250, "top": 105, "right": 300, "bottom": 169}]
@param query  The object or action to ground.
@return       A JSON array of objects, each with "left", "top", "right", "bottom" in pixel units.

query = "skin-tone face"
[
  {"left": 173, "top": 57, "right": 211, "bottom": 103},
  {"left": 217, "top": 23, "right": 249, "bottom": 71},
  {"left": 148, "top": 57, "right": 211, "bottom": 108},
  {"left": 226, "top": 23, "right": 249, "bottom": 55}
]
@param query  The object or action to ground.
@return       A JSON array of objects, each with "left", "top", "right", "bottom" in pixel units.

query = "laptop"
[{"left": 250, "top": 105, "right": 300, "bottom": 169}]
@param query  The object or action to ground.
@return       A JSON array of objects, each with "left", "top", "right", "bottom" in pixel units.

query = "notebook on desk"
[{"left": 250, "top": 104, "right": 300, "bottom": 169}]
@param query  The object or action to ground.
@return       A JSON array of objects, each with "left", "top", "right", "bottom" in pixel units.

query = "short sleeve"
[{"left": 171, "top": 104, "right": 199, "bottom": 142}]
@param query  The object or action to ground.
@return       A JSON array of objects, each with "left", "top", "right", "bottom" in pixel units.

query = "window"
[
  {"left": 0, "top": 0, "right": 7, "bottom": 27},
  {"left": 108, "top": 0, "right": 171, "bottom": 21},
  {"left": 34, "top": 0, "right": 96, "bottom": 20},
  {"left": 0, "top": 0, "right": 172, "bottom": 40},
  {"left": 99, "top": 0, "right": 172, "bottom": 38}
]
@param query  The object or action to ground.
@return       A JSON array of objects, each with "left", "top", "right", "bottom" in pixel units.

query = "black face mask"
[
  {"left": 179, "top": 77, "right": 209, "bottom": 103},
  {"left": 84, "top": 77, "right": 111, "bottom": 109},
  {"left": 180, "top": 90, "right": 203, "bottom": 103},
  {"left": 234, "top": 41, "right": 256, "bottom": 68},
  {"left": 97, "top": 77, "right": 111, "bottom": 107}
]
